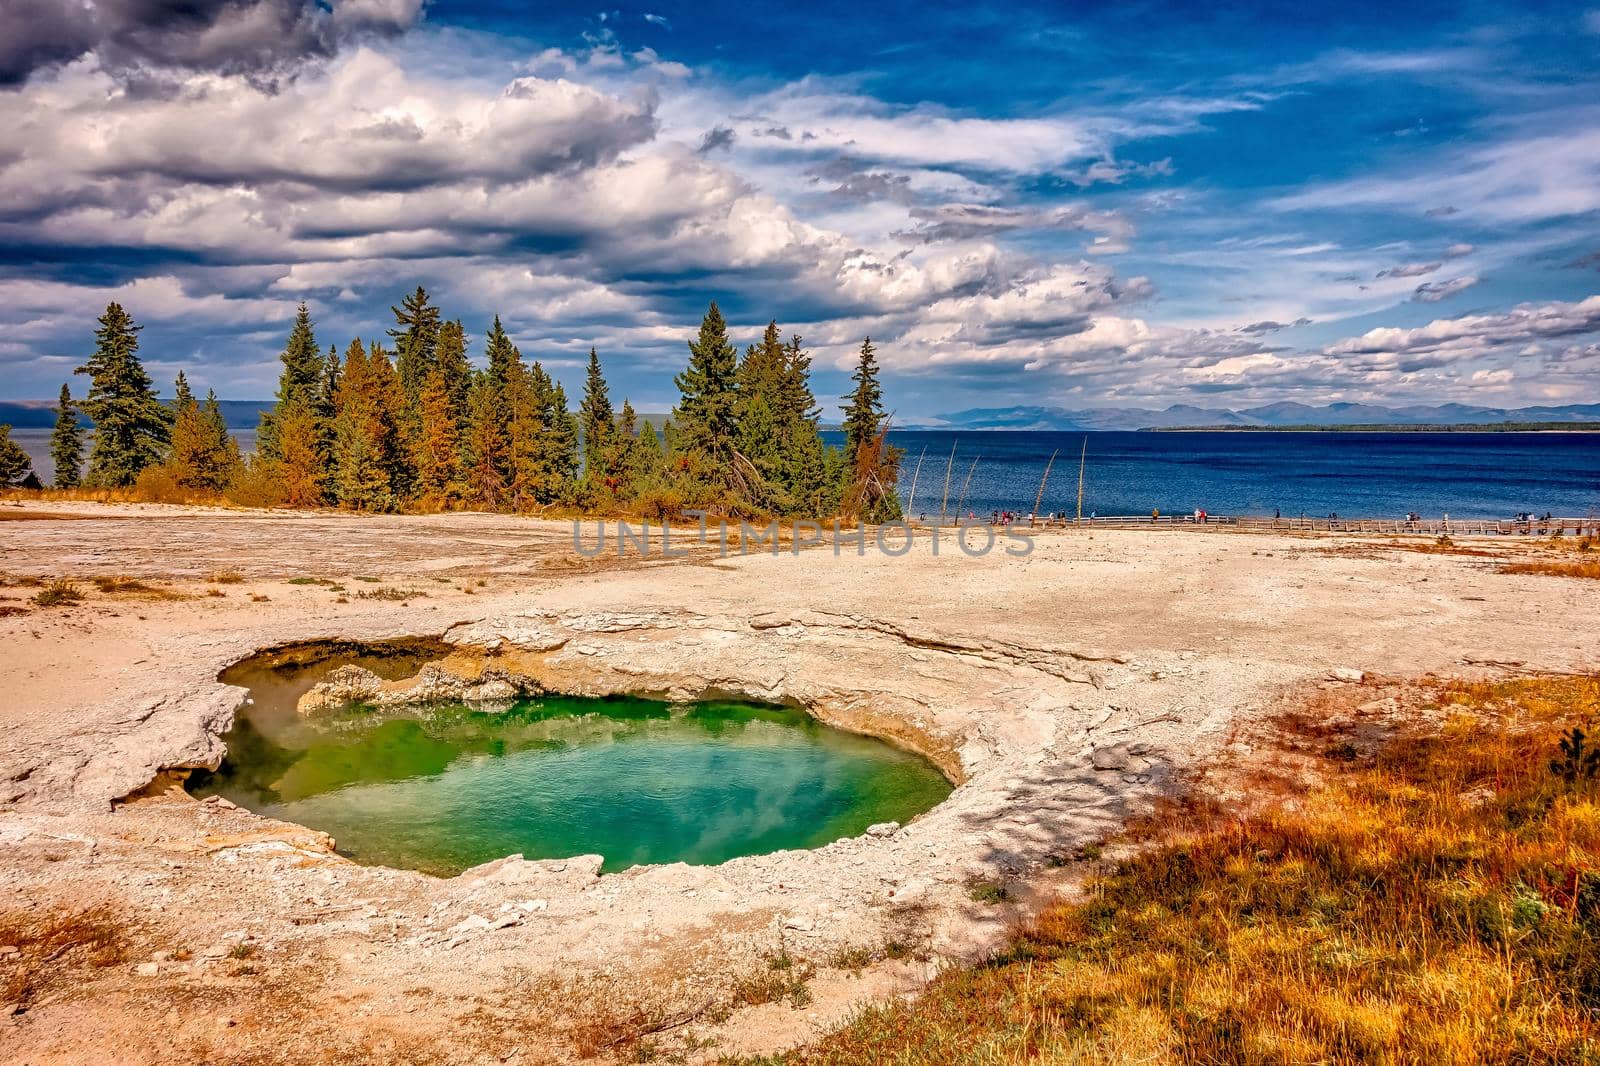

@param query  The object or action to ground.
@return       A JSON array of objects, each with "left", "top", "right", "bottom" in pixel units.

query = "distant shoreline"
[{"left": 1143, "top": 423, "right": 1600, "bottom": 434}]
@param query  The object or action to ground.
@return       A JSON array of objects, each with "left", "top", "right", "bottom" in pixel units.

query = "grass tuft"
[{"left": 31, "top": 578, "right": 82, "bottom": 607}]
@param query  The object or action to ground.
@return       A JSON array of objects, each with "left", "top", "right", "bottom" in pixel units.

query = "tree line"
[{"left": 17, "top": 291, "right": 903, "bottom": 521}]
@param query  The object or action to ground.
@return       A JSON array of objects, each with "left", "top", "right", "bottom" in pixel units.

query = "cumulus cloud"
[
  {"left": 0, "top": 0, "right": 422, "bottom": 87},
  {"left": 1411, "top": 275, "right": 1479, "bottom": 302},
  {"left": 1326, "top": 295, "right": 1600, "bottom": 363},
  {"left": 0, "top": 52, "right": 657, "bottom": 202}
]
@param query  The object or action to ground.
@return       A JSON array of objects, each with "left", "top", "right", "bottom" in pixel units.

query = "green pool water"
[{"left": 190, "top": 672, "right": 952, "bottom": 876}]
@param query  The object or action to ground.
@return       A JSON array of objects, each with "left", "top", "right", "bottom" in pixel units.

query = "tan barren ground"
[{"left": 0, "top": 501, "right": 1595, "bottom": 1064}]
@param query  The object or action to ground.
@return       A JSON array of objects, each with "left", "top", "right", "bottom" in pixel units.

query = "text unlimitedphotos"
[{"left": 573, "top": 513, "right": 1035, "bottom": 559}]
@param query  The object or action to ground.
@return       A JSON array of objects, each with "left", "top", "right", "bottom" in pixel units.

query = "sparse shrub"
[
  {"left": 733, "top": 946, "right": 814, "bottom": 1008},
  {"left": 91, "top": 575, "right": 155, "bottom": 594},
  {"left": 31, "top": 578, "right": 82, "bottom": 606},
  {"left": 355, "top": 587, "right": 424, "bottom": 601},
  {"left": 826, "top": 946, "right": 873, "bottom": 972},
  {"left": 965, "top": 879, "right": 1011, "bottom": 905},
  {"left": 207, "top": 570, "right": 244, "bottom": 584},
  {"left": 1552, "top": 725, "right": 1600, "bottom": 785}
]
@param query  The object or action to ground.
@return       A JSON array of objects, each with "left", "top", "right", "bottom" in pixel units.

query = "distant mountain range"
[
  {"left": 919, "top": 402, "right": 1600, "bottom": 431},
  {"left": 6, "top": 397, "right": 1599, "bottom": 434},
  {"left": 0, "top": 399, "right": 274, "bottom": 430}
]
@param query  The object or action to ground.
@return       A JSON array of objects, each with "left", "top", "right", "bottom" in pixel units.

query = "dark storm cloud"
[
  {"left": 1237, "top": 317, "right": 1311, "bottom": 335},
  {"left": 697, "top": 124, "right": 736, "bottom": 154},
  {"left": 0, "top": 0, "right": 422, "bottom": 87}
]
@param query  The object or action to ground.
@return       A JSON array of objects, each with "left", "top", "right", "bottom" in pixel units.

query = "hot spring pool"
[{"left": 190, "top": 654, "right": 952, "bottom": 875}]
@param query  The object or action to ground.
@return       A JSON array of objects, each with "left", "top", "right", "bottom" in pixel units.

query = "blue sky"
[{"left": 1, "top": 0, "right": 1597, "bottom": 418}]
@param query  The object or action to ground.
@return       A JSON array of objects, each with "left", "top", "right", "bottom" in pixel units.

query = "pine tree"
[
  {"left": 413, "top": 367, "right": 461, "bottom": 504},
  {"left": 462, "top": 371, "right": 508, "bottom": 509},
  {"left": 331, "top": 340, "right": 391, "bottom": 510},
  {"left": 167, "top": 373, "right": 237, "bottom": 491},
  {"left": 0, "top": 424, "right": 35, "bottom": 488},
  {"left": 736, "top": 322, "right": 791, "bottom": 509},
  {"left": 50, "top": 383, "right": 85, "bottom": 489},
  {"left": 202, "top": 390, "right": 241, "bottom": 483},
  {"left": 674, "top": 301, "right": 750, "bottom": 501},
  {"left": 485, "top": 315, "right": 519, "bottom": 390},
  {"left": 435, "top": 319, "right": 472, "bottom": 422},
  {"left": 839, "top": 337, "right": 902, "bottom": 522},
  {"left": 580, "top": 348, "right": 615, "bottom": 478},
  {"left": 841, "top": 337, "right": 885, "bottom": 460},
  {"left": 778, "top": 333, "right": 826, "bottom": 514},
  {"left": 389, "top": 286, "right": 441, "bottom": 405},
  {"left": 276, "top": 400, "right": 327, "bottom": 506},
  {"left": 315, "top": 343, "right": 341, "bottom": 468},
  {"left": 258, "top": 303, "right": 323, "bottom": 462},
  {"left": 369, "top": 343, "right": 410, "bottom": 492},
  {"left": 76, "top": 302, "right": 170, "bottom": 488}
]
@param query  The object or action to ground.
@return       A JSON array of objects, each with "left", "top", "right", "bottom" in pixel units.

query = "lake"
[{"left": 12, "top": 426, "right": 1599, "bottom": 520}]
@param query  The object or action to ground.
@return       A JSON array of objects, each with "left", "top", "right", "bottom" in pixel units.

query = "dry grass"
[
  {"left": 1502, "top": 558, "right": 1600, "bottom": 580},
  {"left": 30, "top": 578, "right": 82, "bottom": 607},
  {"left": 0, "top": 906, "right": 127, "bottom": 1008},
  {"left": 207, "top": 570, "right": 245, "bottom": 584},
  {"left": 755, "top": 676, "right": 1600, "bottom": 1066}
]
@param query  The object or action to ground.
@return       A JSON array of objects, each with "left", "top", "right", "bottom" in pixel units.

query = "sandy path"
[{"left": 0, "top": 501, "right": 1595, "bottom": 1063}]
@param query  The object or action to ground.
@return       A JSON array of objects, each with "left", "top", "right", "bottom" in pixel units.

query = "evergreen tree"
[
  {"left": 49, "top": 383, "right": 85, "bottom": 489},
  {"left": 580, "top": 348, "right": 614, "bottom": 478},
  {"left": 76, "top": 302, "right": 170, "bottom": 488},
  {"left": 462, "top": 371, "right": 508, "bottom": 509},
  {"left": 167, "top": 373, "right": 237, "bottom": 491},
  {"left": 367, "top": 342, "right": 411, "bottom": 495},
  {"left": 258, "top": 303, "right": 322, "bottom": 461},
  {"left": 735, "top": 321, "right": 791, "bottom": 509},
  {"left": 485, "top": 315, "right": 519, "bottom": 390},
  {"left": 203, "top": 390, "right": 241, "bottom": 482},
  {"left": 389, "top": 286, "right": 441, "bottom": 405},
  {"left": 841, "top": 337, "right": 885, "bottom": 459},
  {"left": 315, "top": 343, "right": 341, "bottom": 467},
  {"left": 413, "top": 367, "right": 461, "bottom": 504},
  {"left": 674, "top": 301, "right": 749, "bottom": 500},
  {"left": 435, "top": 319, "right": 472, "bottom": 422},
  {"left": 331, "top": 340, "right": 391, "bottom": 510},
  {"left": 0, "top": 424, "right": 35, "bottom": 488},
  {"left": 778, "top": 334, "right": 827, "bottom": 514},
  {"left": 276, "top": 400, "right": 327, "bottom": 506},
  {"left": 839, "top": 337, "right": 902, "bottom": 522}
]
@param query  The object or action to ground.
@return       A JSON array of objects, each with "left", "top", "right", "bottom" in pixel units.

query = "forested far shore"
[{"left": 0, "top": 290, "right": 904, "bottom": 522}]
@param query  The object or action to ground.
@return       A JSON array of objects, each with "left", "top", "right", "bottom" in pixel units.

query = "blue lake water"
[
  {"left": 849, "top": 430, "right": 1600, "bottom": 521},
  {"left": 13, "top": 426, "right": 1599, "bottom": 520}
]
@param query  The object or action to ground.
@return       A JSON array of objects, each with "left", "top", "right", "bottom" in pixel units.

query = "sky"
[{"left": 1, "top": 0, "right": 1598, "bottom": 420}]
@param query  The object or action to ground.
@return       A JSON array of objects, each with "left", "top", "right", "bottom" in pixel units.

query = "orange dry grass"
[
  {"left": 1502, "top": 558, "right": 1600, "bottom": 580},
  {"left": 758, "top": 676, "right": 1600, "bottom": 1066}
]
